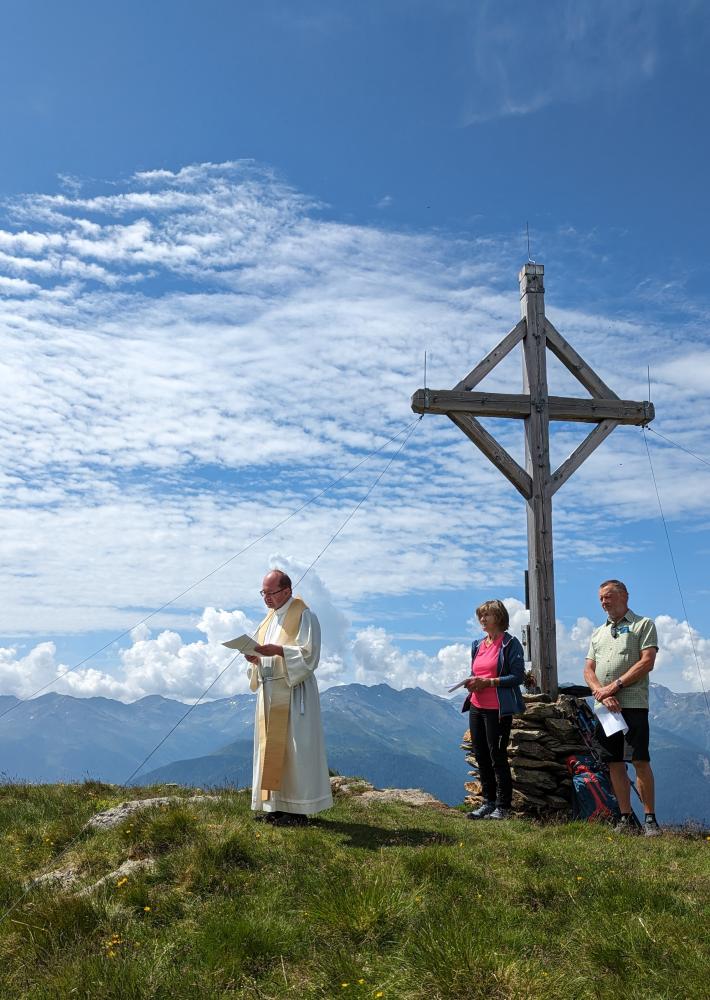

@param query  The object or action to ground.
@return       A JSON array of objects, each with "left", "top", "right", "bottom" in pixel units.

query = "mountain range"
[{"left": 0, "top": 684, "right": 706, "bottom": 824}]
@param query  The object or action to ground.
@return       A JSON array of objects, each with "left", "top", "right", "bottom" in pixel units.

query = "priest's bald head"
[{"left": 260, "top": 569, "right": 293, "bottom": 610}]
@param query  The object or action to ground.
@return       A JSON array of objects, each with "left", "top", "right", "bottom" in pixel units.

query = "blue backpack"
[{"left": 567, "top": 754, "right": 620, "bottom": 822}]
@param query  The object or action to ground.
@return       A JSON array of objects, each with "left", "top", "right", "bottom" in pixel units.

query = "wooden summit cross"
[{"left": 411, "top": 263, "right": 654, "bottom": 697}]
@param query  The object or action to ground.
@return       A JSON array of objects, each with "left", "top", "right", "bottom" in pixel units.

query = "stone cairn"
[{"left": 463, "top": 693, "right": 591, "bottom": 816}]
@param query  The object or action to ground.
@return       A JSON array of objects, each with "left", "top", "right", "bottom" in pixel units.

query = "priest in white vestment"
[{"left": 245, "top": 569, "right": 333, "bottom": 824}]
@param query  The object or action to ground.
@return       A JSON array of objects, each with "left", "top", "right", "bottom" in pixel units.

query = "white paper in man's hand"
[
  {"left": 448, "top": 679, "right": 469, "bottom": 693},
  {"left": 593, "top": 701, "right": 628, "bottom": 737},
  {"left": 222, "top": 634, "right": 260, "bottom": 656}
]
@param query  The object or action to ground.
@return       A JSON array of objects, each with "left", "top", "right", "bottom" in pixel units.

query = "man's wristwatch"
[{"left": 615, "top": 679, "right": 624, "bottom": 691}]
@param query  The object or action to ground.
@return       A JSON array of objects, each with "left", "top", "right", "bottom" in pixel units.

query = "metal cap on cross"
[{"left": 411, "top": 263, "right": 654, "bottom": 697}]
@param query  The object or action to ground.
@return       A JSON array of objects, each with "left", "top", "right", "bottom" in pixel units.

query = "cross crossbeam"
[
  {"left": 411, "top": 263, "right": 654, "bottom": 696},
  {"left": 411, "top": 389, "right": 652, "bottom": 424}
]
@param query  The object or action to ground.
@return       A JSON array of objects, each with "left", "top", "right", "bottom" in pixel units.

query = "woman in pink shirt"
[{"left": 462, "top": 599, "right": 525, "bottom": 820}]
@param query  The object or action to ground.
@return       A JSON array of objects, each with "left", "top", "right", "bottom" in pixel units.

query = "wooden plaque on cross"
[{"left": 411, "top": 263, "right": 654, "bottom": 697}]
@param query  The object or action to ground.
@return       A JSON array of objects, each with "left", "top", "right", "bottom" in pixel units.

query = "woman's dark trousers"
[{"left": 469, "top": 706, "right": 513, "bottom": 808}]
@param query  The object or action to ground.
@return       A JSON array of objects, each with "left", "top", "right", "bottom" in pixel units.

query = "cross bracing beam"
[{"left": 447, "top": 411, "right": 532, "bottom": 499}]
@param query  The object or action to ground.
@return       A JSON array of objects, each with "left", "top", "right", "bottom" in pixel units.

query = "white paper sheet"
[
  {"left": 222, "top": 633, "right": 260, "bottom": 656},
  {"left": 447, "top": 679, "right": 469, "bottom": 693},
  {"left": 594, "top": 701, "right": 629, "bottom": 736}
]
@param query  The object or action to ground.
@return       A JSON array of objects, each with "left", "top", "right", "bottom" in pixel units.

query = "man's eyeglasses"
[
  {"left": 260, "top": 586, "right": 289, "bottom": 597},
  {"left": 610, "top": 624, "right": 629, "bottom": 639}
]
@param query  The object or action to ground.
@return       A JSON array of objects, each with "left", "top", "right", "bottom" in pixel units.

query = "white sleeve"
[
  {"left": 247, "top": 662, "right": 260, "bottom": 692},
  {"left": 282, "top": 610, "right": 321, "bottom": 687}
]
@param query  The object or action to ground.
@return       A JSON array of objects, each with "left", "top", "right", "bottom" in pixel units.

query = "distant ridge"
[{"left": 0, "top": 683, "right": 706, "bottom": 823}]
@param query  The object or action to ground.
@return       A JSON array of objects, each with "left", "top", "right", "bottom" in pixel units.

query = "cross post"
[{"left": 520, "top": 264, "right": 557, "bottom": 695}]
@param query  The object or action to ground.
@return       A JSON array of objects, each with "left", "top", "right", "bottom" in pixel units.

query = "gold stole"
[{"left": 255, "top": 597, "right": 308, "bottom": 801}]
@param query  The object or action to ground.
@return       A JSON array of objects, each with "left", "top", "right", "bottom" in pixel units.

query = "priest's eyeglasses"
[{"left": 260, "top": 586, "right": 289, "bottom": 597}]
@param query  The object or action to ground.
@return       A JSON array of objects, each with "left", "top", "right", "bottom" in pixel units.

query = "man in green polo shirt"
[{"left": 583, "top": 579, "right": 661, "bottom": 835}]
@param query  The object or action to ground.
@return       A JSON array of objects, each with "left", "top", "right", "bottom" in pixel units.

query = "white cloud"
[
  {"left": 352, "top": 626, "right": 469, "bottom": 692},
  {"left": 0, "top": 161, "right": 708, "bottom": 698},
  {"left": 654, "top": 614, "right": 710, "bottom": 691},
  {"left": 0, "top": 596, "right": 705, "bottom": 703},
  {"left": 0, "top": 641, "right": 58, "bottom": 699}
]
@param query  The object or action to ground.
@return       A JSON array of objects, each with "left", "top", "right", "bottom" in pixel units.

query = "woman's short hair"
[{"left": 475, "top": 599, "right": 509, "bottom": 631}]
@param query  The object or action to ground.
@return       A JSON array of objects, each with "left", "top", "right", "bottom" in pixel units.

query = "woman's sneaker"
[
  {"left": 466, "top": 802, "right": 495, "bottom": 820},
  {"left": 485, "top": 807, "right": 511, "bottom": 820}
]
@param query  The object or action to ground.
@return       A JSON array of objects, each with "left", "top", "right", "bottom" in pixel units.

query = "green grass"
[{"left": 0, "top": 783, "right": 707, "bottom": 999}]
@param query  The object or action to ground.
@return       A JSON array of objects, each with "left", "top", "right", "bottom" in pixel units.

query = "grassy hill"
[{"left": 0, "top": 782, "right": 707, "bottom": 999}]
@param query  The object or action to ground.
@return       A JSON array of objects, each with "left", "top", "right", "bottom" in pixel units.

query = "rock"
[
  {"left": 83, "top": 794, "right": 220, "bottom": 832},
  {"left": 508, "top": 741, "right": 557, "bottom": 761},
  {"left": 522, "top": 704, "right": 557, "bottom": 721},
  {"left": 512, "top": 789, "right": 548, "bottom": 808},
  {"left": 545, "top": 795, "right": 571, "bottom": 810},
  {"left": 29, "top": 856, "right": 156, "bottom": 895},
  {"left": 32, "top": 865, "right": 82, "bottom": 891},
  {"left": 510, "top": 768, "right": 558, "bottom": 791},
  {"left": 512, "top": 717, "right": 550, "bottom": 730},
  {"left": 77, "top": 858, "right": 155, "bottom": 897},
  {"left": 544, "top": 718, "right": 577, "bottom": 736},
  {"left": 330, "top": 777, "right": 451, "bottom": 810},
  {"left": 554, "top": 699, "right": 579, "bottom": 719},
  {"left": 357, "top": 788, "right": 452, "bottom": 810},
  {"left": 509, "top": 756, "right": 567, "bottom": 772},
  {"left": 330, "top": 776, "right": 374, "bottom": 797},
  {"left": 523, "top": 694, "right": 553, "bottom": 704},
  {"left": 509, "top": 727, "right": 547, "bottom": 741}
]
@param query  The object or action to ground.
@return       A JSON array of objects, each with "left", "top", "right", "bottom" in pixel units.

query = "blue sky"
[{"left": 0, "top": 0, "right": 709, "bottom": 701}]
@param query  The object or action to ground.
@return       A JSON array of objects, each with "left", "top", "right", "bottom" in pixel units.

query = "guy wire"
[
  {"left": 293, "top": 417, "right": 420, "bottom": 590},
  {"left": 0, "top": 417, "right": 421, "bottom": 723},
  {"left": 642, "top": 429, "right": 710, "bottom": 715},
  {"left": 0, "top": 417, "right": 421, "bottom": 927},
  {"left": 123, "top": 418, "right": 420, "bottom": 780},
  {"left": 647, "top": 426, "right": 710, "bottom": 470}
]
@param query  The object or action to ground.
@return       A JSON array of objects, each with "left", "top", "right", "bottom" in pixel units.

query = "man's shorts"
[{"left": 595, "top": 708, "right": 650, "bottom": 763}]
